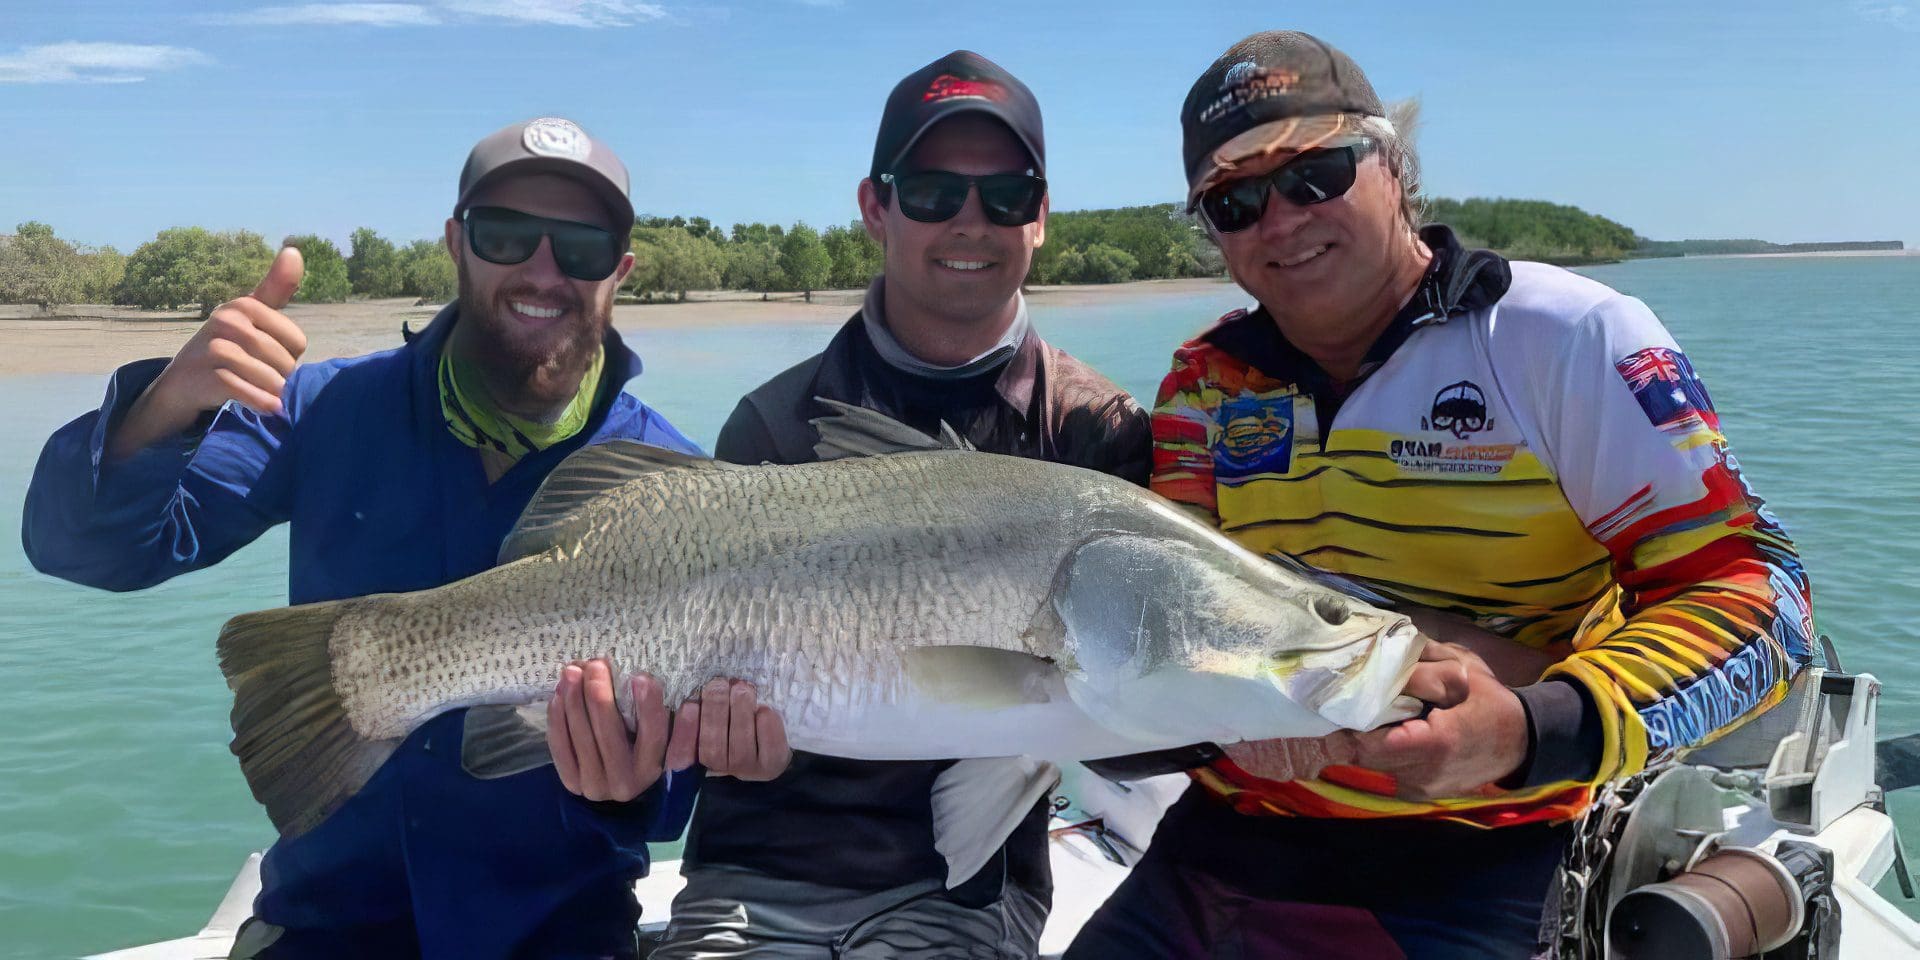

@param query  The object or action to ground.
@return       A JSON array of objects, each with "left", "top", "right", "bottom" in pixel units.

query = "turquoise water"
[{"left": 2, "top": 258, "right": 1917, "bottom": 957}]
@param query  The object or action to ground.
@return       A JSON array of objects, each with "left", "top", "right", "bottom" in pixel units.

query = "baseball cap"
[
  {"left": 1180, "top": 32, "right": 1385, "bottom": 207},
  {"left": 870, "top": 50, "right": 1045, "bottom": 181},
  {"left": 454, "top": 117, "right": 634, "bottom": 228}
]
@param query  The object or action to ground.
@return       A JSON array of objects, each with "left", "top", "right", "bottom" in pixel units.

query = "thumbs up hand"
[{"left": 108, "top": 248, "right": 312, "bottom": 461}]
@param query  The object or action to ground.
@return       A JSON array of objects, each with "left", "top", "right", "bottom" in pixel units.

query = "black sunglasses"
[
  {"left": 879, "top": 170, "right": 1047, "bottom": 227},
  {"left": 461, "top": 206, "right": 626, "bottom": 282},
  {"left": 1198, "top": 140, "right": 1376, "bottom": 234}
]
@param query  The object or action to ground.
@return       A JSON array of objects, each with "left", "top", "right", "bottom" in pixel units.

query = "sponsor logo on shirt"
[
  {"left": 1421, "top": 380, "right": 1492, "bottom": 439},
  {"left": 1214, "top": 395, "right": 1293, "bottom": 478},
  {"left": 1389, "top": 438, "right": 1517, "bottom": 474}
]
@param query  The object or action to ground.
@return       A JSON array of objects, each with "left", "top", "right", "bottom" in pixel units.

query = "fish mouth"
[{"left": 1267, "top": 617, "right": 1424, "bottom": 730}]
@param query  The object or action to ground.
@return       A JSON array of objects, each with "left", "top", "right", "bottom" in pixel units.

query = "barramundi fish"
[{"left": 218, "top": 402, "right": 1426, "bottom": 860}]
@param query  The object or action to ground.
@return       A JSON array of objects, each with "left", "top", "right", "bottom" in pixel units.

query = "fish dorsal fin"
[
  {"left": 809, "top": 397, "right": 972, "bottom": 461},
  {"left": 500, "top": 440, "right": 726, "bottom": 563}
]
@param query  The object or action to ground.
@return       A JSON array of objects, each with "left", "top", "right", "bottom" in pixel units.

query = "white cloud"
[
  {"left": 440, "top": 0, "right": 667, "bottom": 26},
  {"left": 216, "top": 4, "right": 442, "bottom": 26},
  {"left": 1855, "top": 1, "right": 1918, "bottom": 29},
  {"left": 214, "top": 0, "right": 668, "bottom": 27},
  {"left": 0, "top": 42, "right": 211, "bottom": 84}
]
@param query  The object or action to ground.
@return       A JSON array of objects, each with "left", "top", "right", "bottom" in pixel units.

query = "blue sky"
[{"left": 2, "top": 0, "right": 1916, "bottom": 252}]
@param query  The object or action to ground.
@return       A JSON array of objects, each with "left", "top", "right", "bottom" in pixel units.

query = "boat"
[{"left": 86, "top": 665, "right": 1920, "bottom": 959}]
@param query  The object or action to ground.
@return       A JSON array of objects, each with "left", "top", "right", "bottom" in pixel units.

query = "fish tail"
[{"left": 218, "top": 601, "right": 398, "bottom": 838}]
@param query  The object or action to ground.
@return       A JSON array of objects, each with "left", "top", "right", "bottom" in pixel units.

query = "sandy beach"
[{"left": 0, "top": 277, "right": 1237, "bottom": 378}]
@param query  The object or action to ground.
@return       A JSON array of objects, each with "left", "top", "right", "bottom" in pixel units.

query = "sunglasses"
[
  {"left": 1198, "top": 140, "right": 1376, "bottom": 234},
  {"left": 461, "top": 206, "right": 626, "bottom": 282},
  {"left": 879, "top": 170, "right": 1047, "bottom": 227}
]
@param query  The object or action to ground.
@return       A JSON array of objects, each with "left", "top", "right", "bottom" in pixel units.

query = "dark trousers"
[
  {"left": 1064, "top": 789, "right": 1568, "bottom": 960},
  {"left": 234, "top": 709, "right": 694, "bottom": 960}
]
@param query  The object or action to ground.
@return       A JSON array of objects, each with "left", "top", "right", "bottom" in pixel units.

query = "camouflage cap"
[{"left": 1181, "top": 32, "right": 1384, "bottom": 208}]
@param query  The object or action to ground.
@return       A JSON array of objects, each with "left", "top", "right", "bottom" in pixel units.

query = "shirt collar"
[
  {"left": 807, "top": 292, "right": 1044, "bottom": 421},
  {"left": 858, "top": 276, "right": 1031, "bottom": 381}
]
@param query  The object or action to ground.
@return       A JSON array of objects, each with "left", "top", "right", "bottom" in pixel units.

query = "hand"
[
  {"left": 109, "top": 247, "right": 309, "bottom": 460},
  {"left": 548, "top": 660, "right": 680, "bottom": 802},
  {"left": 668, "top": 678, "right": 792, "bottom": 782},
  {"left": 1221, "top": 641, "right": 1479, "bottom": 782},
  {"left": 1350, "top": 647, "right": 1530, "bottom": 801},
  {"left": 1404, "top": 607, "right": 1558, "bottom": 686}
]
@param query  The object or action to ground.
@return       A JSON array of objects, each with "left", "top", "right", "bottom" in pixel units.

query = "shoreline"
[
  {"left": 1635, "top": 249, "right": 1916, "bottom": 261},
  {"left": 0, "top": 277, "right": 1240, "bottom": 377}
]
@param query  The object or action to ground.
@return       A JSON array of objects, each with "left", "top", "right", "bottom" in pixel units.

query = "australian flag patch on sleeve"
[{"left": 1616, "top": 347, "right": 1718, "bottom": 433}]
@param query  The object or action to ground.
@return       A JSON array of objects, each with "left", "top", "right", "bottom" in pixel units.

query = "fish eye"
[{"left": 1311, "top": 595, "right": 1351, "bottom": 626}]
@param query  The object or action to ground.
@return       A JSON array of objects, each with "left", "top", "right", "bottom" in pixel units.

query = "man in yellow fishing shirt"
[{"left": 1067, "top": 31, "right": 1815, "bottom": 959}]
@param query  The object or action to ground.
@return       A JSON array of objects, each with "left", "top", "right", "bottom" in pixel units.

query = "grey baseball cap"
[{"left": 454, "top": 117, "right": 633, "bottom": 228}]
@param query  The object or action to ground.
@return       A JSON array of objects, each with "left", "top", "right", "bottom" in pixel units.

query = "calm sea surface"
[{"left": 3, "top": 256, "right": 1917, "bottom": 958}]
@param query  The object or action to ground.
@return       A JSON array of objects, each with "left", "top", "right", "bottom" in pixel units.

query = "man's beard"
[{"left": 454, "top": 266, "right": 611, "bottom": 419}]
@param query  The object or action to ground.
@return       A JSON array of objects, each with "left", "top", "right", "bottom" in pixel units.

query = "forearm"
[
  {"left": 1548, "top": 544, "right": 1808, "bottom": 783},
  {"left": 22, "top": 359, "right": 288, "bottom": 590},
  {"left": 104, "top": 373, "right": 207, "bottom": 463}
]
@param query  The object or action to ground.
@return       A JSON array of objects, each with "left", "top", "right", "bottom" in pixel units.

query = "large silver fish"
[{"left": 219, "top": 402, "right": 1425, "bottom": 854}]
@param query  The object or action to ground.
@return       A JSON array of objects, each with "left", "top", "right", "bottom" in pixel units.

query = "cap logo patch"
[
  {"left": 923, "top": 73, "right": 1007, "bottom": 104},
  {"left": 1198, "top": 63, "right": 1300, "bottom": 126},
  {"left": 522, "top": 117, "right": 591, "bottom": 161}
]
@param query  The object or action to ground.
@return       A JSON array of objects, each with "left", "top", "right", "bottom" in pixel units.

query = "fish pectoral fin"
[
  {"left": 808, "top": 397, "right": 973, "bottom": 460},
  {"left": 501, "top": 440, "right": 729, "bottom": 564},
  {"left": 460, "top": 701, "right": 555, "bottom": 780},
  {"left": 931, "top": 757, "right": 1061, "bottom": 889},
  {"left": 902, "top": 647, "right": 1062, "bottom": 709}
]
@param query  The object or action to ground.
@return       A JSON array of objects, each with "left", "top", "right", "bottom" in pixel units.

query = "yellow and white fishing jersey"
[{"left": 1152, "top": 234, "right": 1814, "bottom": 826}]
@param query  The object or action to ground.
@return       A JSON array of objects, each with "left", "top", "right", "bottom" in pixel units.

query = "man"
[
  {"left": 22, "top": 117, "right": 783, "bottom": 959},
  {"left": 648, "top": 50, "right": 1150, "bottom": 959},
  {"left": 1067, "top": 32, "right": 1816, "bottom": 959}
]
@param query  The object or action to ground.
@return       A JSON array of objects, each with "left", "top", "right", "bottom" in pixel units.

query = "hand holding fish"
[
  {"left": 1220, "top": 642, "right": 1475, "bottom": 781},
  {"left": 669, "top": 678, "right": 792, "bottom": 783},
  {"left": 1350, "top": 642, "right": 1530, "bottom": 800},
  {"left": 547, "top": 661, "right": 792, "bottom": 802},
  {"left": 548, "top": 661, "right": 678, "bottom": 802},
  {"left": 110, "top": 247, "right": 310, "bottom": 461}
]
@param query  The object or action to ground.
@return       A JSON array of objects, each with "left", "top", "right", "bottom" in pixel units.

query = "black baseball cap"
[
  {"left": 455, "top": 117, "right": 633, "bottom": 228},
  {"left": 1180, "top": 32, "right": 1384, "bottom": 208},
  {"left": 870, "top": 50, "right": 1045, "bottom": 181}
]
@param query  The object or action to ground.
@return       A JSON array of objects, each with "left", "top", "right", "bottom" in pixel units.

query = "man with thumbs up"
[{"left": 20, "top": 118, "right": 781, "bottom": 959}]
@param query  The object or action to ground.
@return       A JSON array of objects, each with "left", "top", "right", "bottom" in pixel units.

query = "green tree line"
[
  {"left": 1634, "top": 238, "right": 1905, "bottom": 257},
  {"left": 16, "top": 199, "right": 1883, "bottom": 314},
  {"left": 1423, "top": 197, "right": 1641, "bottom": 265},
  {"left": 622, "top": 216, "right": 875, "bottom": 302},
  {"left": 619, "top": 204, "right": 1226, "bottom": 295},
  {"left": 0, "top": 222, "right": 456, "bottom": 317}
]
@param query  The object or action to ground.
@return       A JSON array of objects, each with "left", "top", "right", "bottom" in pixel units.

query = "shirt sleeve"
[
  {"left": 1508, "top": 292, "right": 1815, "bottom": 786},
  {"left": 1148, "top": 344, "right": 1224, "bottom": 519},
  {"left": 22, "top": 358, "right": 297, "bottom": 592}
]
